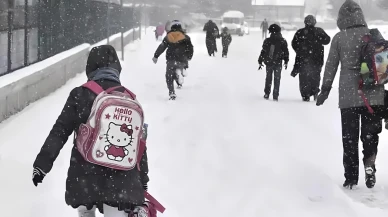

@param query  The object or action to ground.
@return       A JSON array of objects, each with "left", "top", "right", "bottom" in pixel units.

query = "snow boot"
[
  {"left": 385, "top": 119, "right": 388, "bottom": 130},
  {"left": 169, "top": 92, "right": 177, "bottom": 100},
  {"left": 176, "top": 69, "right": 184, "bottom": 85},
  {"left": 273, "top": 96, "right": 278, "bottom": 101},
  {"left": 177, "top": 84, "right": 182, "bottom": 89},
  {"left": 365, "top": 166, "right": 376, "bottom": 189},
  {"left": 313, "top": 93, "right": 318, "bottom": 101},
  {"left": 302, "top": 97, "right": 310, "bottom": 102},
  {"left": 264, "top": 94, "right": 269, "bottom": 100},
  {"left": 343, "top": 179, "right": 358, "bottom": 189}
]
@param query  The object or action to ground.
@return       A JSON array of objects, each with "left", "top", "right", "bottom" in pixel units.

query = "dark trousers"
[
  {"left": 264, "top": 64, "right": 282, "bottom": 98},
  {"left": 262, "top": 30, "right": 267, "bottom": 39},
  {"left": 206, "top": 38, "right": 217, "bottom": 56},
  {"left": 299, "top": 65, "right": 322, "bottom": 98},
  {"left": 340, "top": 106, "right": 383, "bottom": 182},
  {"left": 222, "top": 44, "right": 229, "bottom": 56},
  {"left": 166, "top": 61, "right": 184, "bottom": 95}
]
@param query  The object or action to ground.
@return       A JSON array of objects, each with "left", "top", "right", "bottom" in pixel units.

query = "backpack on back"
[
  {"left": 75, "top": 81, "right": 146, "bottom": 171},
  {"left": 360, "top": 29, "right": 388, "bottom": 87},
  {"left": 358, "top": 29, "right": 388, "bottom": 113},
  {"left": 263, "top": 39, "right": 282, "bottom": 66}
]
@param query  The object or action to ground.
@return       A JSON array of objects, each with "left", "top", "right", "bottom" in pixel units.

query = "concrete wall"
[{"left": 0, "top": 28, "right": 140, "bottom": 123}]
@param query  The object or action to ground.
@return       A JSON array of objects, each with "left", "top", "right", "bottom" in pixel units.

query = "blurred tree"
[
  {"left": 307, "top": 0, "right": 328, "bottom": 17},
  {"left": 327, "top": 0, "right": 345, "bottom": 17}
]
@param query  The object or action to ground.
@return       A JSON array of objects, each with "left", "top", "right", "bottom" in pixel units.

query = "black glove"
[
  {"left": 32, "top": 167, "right": 46, "bottom": 186},
  {"left": 143, "top": 183, "right": 148, "bottom": 191},
  {"left": 291, "top": 69, "right": 298, "bottom": 77},
  {"left": 258, "top": 64, "right": 264, "bottom": 70},
  {"left": 316, "top": 87, "right": 331, "bottom": 106}
]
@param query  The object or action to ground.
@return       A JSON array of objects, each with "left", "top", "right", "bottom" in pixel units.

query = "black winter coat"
[
  {"left": 221, "top": 32, "right": 232, "bottom": 46},
  {"left": 33, "top": 78, "right": 149, "bottom": 213},
  {"left": 203, "top": 21, "right": 219, "bottom": 39},
  {"left": 154, "top": 30, "right": 194, "bottom": 64},
  {"left": 258, "top": 33, "right": 289, "bottom": 66},
  {"left": 292, "top": 26, "right": 331, "bottom": 69}
]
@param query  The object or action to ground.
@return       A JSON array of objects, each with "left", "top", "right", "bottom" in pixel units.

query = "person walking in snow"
[
  {"left": 220, "top": 27, "right": 232, "bottom": 58},
  {"left": 291, "top": 15, "right": 331, "bottom": 102},
  {"left": 203, "top": 20, "right": 220, "bottom": 56},
  {"left": 32, "top": 45, "right": 150, "bottom": 216},
  {"left": 165, "top": 20, "right": 171, "bottom": 32},
  {"left": 316, "top": 0, "right": 385, "bottom": 189},
  {"left": 258, "top": 24, "right": 289, "bottom": 101},
  {"left": 153, "top": 20, "right": 194, "bottom": 100},
  {"left": 155, "top": 23, "right": 165, "bottom": 41},
  {"left": 260, "top": 18, "right": 269, "bottom": 39}
]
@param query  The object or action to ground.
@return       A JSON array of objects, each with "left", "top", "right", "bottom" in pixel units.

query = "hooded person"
[
  {"left": 203, "top": 20, "right": 220, "bottom": 56},
  {"left": 155, "top": 22, "right": 165, "bottom": 40},
  {"left": 260, "top": 18, "right": 269, "bottom": 39},
  {"left": 220, "top": 27, "right": 232, "bottom": 58},
  {"left": 291, "top": 15, "right": 331, "bottom": 101},
  {"left": 258, "top": 24, "right": 289, "bottom": 101},
  {"left": 165, "top": 20, "right": 171, "bottom": 32},
  {"left": 153, "top": 20, "right": 194, "bottom": 100},
  {"left": 316, "top": 0, "right": 385, "bottom": 189},
  {"left": 32, "top": 45, "right": 150, "bottom": 216}
]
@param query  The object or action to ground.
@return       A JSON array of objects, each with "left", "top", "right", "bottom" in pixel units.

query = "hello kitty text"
[{"left": 113, "top": 107, "right": 133, "bottom": 123}]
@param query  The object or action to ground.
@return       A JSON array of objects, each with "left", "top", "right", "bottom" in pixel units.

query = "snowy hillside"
[{"left": 1, "top": 27, "right": 388, "bottom": 217}]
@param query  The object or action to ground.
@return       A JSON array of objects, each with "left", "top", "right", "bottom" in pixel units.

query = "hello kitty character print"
[
  {"left": 76, "top": 81, "right": 146, "bottom": 171},
  {"left": 104, "top": 123, "right": 134, "bottom": 161}
]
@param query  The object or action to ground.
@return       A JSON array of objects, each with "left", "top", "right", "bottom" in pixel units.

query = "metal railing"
[{"left": 0, "top": 0, "right": 147, "bottom": 77}]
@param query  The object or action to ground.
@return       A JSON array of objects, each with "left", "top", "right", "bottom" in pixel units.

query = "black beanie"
[
  {"left": 268, "top": 24, "right": 281, "bottom": 33},
  {"left": 305, "top": 15, "right": 317, "bottom": 27}
]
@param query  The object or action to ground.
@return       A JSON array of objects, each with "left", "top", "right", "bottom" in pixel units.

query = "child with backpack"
[
  {"left": 258, "top": 24, "right": 289, "bottom": 101},
  {"left": 32, "top": 45, "right": 164, "bottom": 217},
  {"left": 220, "top": 27, "right": 232, "bottom": 58},
  {"left": 153, "top": 20, "right": 194, "bottom": 100}
]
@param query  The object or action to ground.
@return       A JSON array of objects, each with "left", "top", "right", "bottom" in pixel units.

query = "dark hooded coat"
[
  {"left": 291, "top": 21, "right": 331, "bottom": 75},
  {"left": 154, "top": 29, "right": 194, "bottom": 64},
  {"left": 320, "top": 0, "right": 385, "bottom": 108},
  {"left": 33, "top": 45, "right": 149, "bottom": 214},
  {"left": 203, "top": 20, "right": 219, "bottom": 55}
]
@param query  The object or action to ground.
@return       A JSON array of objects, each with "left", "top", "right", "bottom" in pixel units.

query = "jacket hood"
[
  {"left": 86, "top": 45, "right": 122, "bottom": 76},
  {"left": 167, "top": 31, "right": 186, "bottom": 43},
  {"left": 270, "top": 32, "right": 283, "bottom": 39},
  {"left": 305, "top": 15, "right": 317, "bottom": 27},
  {"left": 337, "top": 0, "right": 367, "bottom": 30}
]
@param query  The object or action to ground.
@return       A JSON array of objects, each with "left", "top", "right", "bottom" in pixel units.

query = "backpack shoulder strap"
[
  {"left": 106, "top": 86, "right": 137, "bottom": 100},
  {"left": 82, "top": 81, "right": 104, "bottom": 95}
]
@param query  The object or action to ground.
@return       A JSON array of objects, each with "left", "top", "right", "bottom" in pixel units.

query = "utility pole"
[
  {"left": 121, "top": 0, "right": 124, "bottom": 60},
  {"left": 107, "top": 0, "right": 111, "bottom": 45}
]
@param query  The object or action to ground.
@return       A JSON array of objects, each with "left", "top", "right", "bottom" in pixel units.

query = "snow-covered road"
[{"left": 1, "top": 28, "right": 388, "bottom": 217}]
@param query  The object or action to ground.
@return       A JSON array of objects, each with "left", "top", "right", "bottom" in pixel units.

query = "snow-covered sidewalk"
[{"left": 0, "top": 29, "right": 388, "bottom": 217}]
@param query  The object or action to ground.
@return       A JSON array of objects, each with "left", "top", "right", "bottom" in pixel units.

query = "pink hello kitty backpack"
[{"left": 75, "top": 81, "right": 146, "bottom": 171}]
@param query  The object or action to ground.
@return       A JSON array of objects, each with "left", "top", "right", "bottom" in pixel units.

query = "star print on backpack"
[{"left": 75, "top": 81, "right": 146, "bottom": 171}]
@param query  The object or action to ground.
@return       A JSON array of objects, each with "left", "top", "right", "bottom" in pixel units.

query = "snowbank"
[{"left": 0, "top": 28, "right": 142, "bottom": 123}]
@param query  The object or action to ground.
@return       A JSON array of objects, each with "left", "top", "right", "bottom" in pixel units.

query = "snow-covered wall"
[{"left": 0, "top": 28, "right": 141, "bottom": 123}]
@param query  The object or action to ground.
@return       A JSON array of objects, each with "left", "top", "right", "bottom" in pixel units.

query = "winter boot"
[
  {"left": 313, "top": 93, "right": 318, "bottom": 101},
  {"left": 343, "top": 179, "right": 358, "bottom": 189},
  {"left": 176, "top": 69, "right": 184, "bottom": 85},
  {"left": 169, "top": 92, "right": 176, "bottom": 100},
  {"left": 385, "top": 119, "right": 388, "bottom": 130},
  {"left": 365, "top": 166, "right": 376, "bottom": 189},
  {"left": 302, "top": 97, "right": 310, "bottom": 102},
  {"left": 273, "top": 96, "right": 278, "bottom": 101},
  {"left": 264, "top": 94, "right": 269, "bottom": 100}
]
